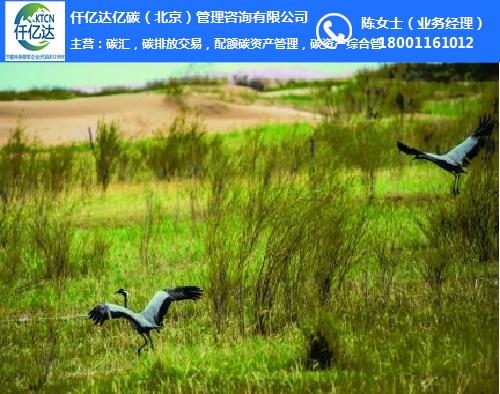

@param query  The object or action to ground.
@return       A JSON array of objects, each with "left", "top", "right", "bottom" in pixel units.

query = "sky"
[{"left": 0, "top": 63, "right": 377, "bottom": 91}]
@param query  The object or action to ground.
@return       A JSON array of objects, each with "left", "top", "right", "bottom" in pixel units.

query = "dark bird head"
[{"left": 114, "top": 288, "right": 129, "bottom": 308}]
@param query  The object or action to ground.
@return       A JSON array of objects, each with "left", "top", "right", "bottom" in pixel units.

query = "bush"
[
  {"left": 42, "top": 147, "right": 74, "bottom": 195},
  {"left": 0, "top": 127, "right": 38, "bottom": 206},
  {"left": 205, "top": 153, "right": 367, "bottom": 336},
  {"left": 91, "top": 121, "right": 121, "bottom": 191},
  {"left": 254, "top": 174, "right": 366, "bottom": 334},
  {"left": 0, "top": 202, "right": 25, "bottom": 285},
  {"left": 418, "top": 146, "right": 498, "bottom": 309},
  {"left": 145, "top": 114, "right": 208, "bottom": 180},
  {"left": 30, "top": 200, "right": 74, "bottom": 280},
  {"left": 422, "top": 160, "right": 498, "bottom": 266}
]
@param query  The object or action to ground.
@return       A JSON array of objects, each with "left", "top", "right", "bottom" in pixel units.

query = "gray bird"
[
  {"left": 397, "top": 114, "right": 496, "bottom": 195},
  {"left": 89, "top": 286, "right": 203, "bottom": 355}
]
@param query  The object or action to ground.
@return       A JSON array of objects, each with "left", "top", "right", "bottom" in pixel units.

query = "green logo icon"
[{"left": 14, "top": 3, "right": 55, "bottom": 51}]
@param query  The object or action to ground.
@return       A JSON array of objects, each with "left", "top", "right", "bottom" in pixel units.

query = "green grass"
[
  {"left": 0, "top": 74, "right": 498, "bottom": 393},
  {"left": 220, "top": 122, "right": 314, "bottom": 146},
  {"left": 265, "top": 94, "right": 317, "bottom": 110},
  {"left": 421, "top": 97, "right": 483, "bottom": 117},
  {"left": 263, "top": 79, "right": 348, "bottom": 92},
  {"left": 1, "top": 160, "right": 496, "bottom": 392}
]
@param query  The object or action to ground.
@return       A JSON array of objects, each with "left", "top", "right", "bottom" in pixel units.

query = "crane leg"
[
  {"left": 147, "top": 332, "right": 155, "bottom": 351},
  {"left": 452, "top": 174, "right": 458, "bottom": 196},
  {"left": 456, "top": 174, "right": 461, "bottom": 195},
  {"left": 137, "top": 334, "right": 148, "bottom": 356}
]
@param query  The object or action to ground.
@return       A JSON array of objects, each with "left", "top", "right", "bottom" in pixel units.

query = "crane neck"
[{"left": 121, "top": 293, "right": 128, "bottom": 309}]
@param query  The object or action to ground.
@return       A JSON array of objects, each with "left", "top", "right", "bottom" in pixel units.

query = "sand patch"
[{"left": 0, "top": 91, "right": 317, "bottom": 145}]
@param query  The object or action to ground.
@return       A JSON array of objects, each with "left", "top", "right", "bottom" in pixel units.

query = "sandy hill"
[{"left": 0, "top": 88, "right": 316, "bottom": 145}]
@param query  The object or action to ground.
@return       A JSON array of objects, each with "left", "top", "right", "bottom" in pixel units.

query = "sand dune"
[{"left": 0, "top": 91, "right": 316, "bottom": 145}]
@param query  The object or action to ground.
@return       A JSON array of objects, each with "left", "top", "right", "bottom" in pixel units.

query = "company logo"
[
  {"left": 14, "top": 3, "right": 55, "bottom": 51},
  {"left": 316, "top": 13, "right": 353, "bottom": 49},
  {"left": 5, "top": 1, "right": 65, "bottom": 61}
]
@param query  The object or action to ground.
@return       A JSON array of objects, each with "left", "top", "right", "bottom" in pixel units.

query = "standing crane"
[
  {"left": 89, "top": 286, "right": 203, "bottom": 355},
  {"left": 397, "top": 114, "right": 496, "bottom": 195}
]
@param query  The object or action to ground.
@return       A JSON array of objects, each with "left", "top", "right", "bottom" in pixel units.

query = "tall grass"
[
  {"left": 205, "top": 139, "right": 368, "bottom": 336},
  {"left": 91, "top": 120, "right": 121, "bottom": 191},
  {"left": 139, "top": 192, "right": 164, "bottom": 274},
  {"left": 42, "top": 146, "right": 74, "bottom": 195},
  {"left": 145, "top": 114, "right": 208, "bottom": 181},
  {"left": 31, "top": 200, "right": 74, "bottom": 281},
  {"left": 0, "top": 72, "right": 497, "bottom": 392},
  {"left": 421, "top": 155, "right": 498, "bottom": 267},
  {"left": 0, "top": 126, "right": 38, "bottom": 207}
]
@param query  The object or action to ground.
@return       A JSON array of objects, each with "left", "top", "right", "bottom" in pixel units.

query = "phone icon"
[
  {"left": 323, "top": 20, "right": 347, "bottom": 44},
  {"left": 316, "top": 13, "right": 352, "bottom": 49}
]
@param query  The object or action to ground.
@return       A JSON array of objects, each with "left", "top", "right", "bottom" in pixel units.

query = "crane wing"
[
  {"left": 397, "top": 141, "right": 425, "bottom": 156},
  {"left": 397, "top": 142, "right": 456, "bottom": 170},
  {"left": 473, "top": 114, "right": 495, "bottom": 137},
  {"left": 141, "top": 286, "right": 203, "bottom": 326},
  {"left": 445, "top": 115, "right": 495, "bottom": 165},
  {"left": 88, "top": 303, "right": 138, "bottom": 326},
  {"left": 444, "top": 135, "right": 483, "bottom": 165}
]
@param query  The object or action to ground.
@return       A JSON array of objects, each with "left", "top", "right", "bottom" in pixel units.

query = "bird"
[
  {"left": 89, "top": 286, "right": 203, "bottom": 355},
  {"left": 397, "top": 114, "right": 496, "bottom": 195}
]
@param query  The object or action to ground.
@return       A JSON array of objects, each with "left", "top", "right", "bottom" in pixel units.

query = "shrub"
[
  {"left": 254, "top": 174, "right": 366, "bottom": 334},
  {"left": 0, "top": 126, "right": 38, "bottom": 206},
  {"left": 42, "top": 147, "right": 74, "bottom": 195},
  {"left": 91, "top": 121, "right": 121, "bottom": 191},
  {"left": 145, "top": 114, "right": 208, "bottom": 180},
  {"left": 421, "top": 159, "right": 498, "bottom": 267},
  {"left": 0, "top": 202, "right": 26, "bottom": 285},
  {"left": 30, "top": 200, "right": 74, "bottom": 280}
]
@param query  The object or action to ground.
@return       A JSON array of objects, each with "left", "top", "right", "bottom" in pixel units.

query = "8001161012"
[{"left": 386, "top": 36, "right": 474, "bottom": 49}]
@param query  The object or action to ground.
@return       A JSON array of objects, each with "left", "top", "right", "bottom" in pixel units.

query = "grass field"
[{"left": 0, "top": 66, "right": 498, "bottom": 393}]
